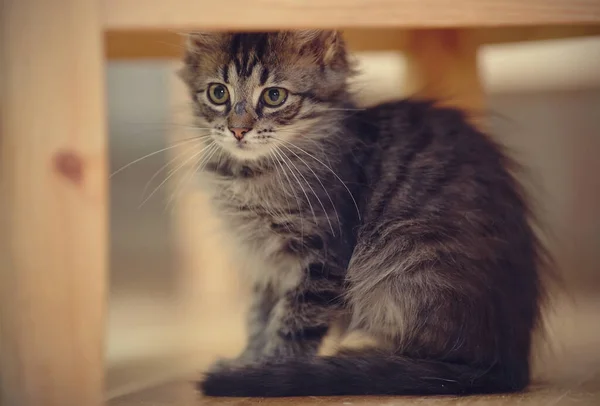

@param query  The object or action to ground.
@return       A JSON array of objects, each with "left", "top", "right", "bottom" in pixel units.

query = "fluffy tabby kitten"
[{"left": 178, "top": 30, "right": 547, "bottom": 397}]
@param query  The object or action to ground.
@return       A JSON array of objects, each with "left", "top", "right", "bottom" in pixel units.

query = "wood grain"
[
  {"left": 104, "top": 27, "right": 600, "bottom": 61},
  {"left": 111, "top": 381, "right": 600, "bottom": 406},
  {"left": 104, "top": 0, "right": 600, "bottom": 30},
  {"left": 0, "top": 0, "right": 108, "bottom": 405},
  {"left": 108, "top": 295, "right": 600, "bottom": 405},
  {"left": 403, "top": 30, "right": 485, "bottom": 121},
  {"left": 104, "top": 29, "right": 411, "bottom": 60}
]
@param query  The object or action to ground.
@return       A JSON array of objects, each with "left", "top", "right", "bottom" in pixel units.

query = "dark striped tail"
[{"left": 199, "top": 351, "right": 528, "bottom": 397}]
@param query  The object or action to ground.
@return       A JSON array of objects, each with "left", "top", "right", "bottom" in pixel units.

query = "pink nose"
[{"left": 229, "top": 127, "right": 251, "bottom": 141}]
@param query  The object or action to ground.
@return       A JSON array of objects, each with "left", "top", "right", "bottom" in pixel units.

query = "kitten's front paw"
[
  {"left": 206, "top": 358, "right": 239, "bottom": 374},
  {"left": 199, "top": 362, "right": 248, "bottom": 397},
  {"left": 206, "top": 353, "right": 258, "bottom": 374}
]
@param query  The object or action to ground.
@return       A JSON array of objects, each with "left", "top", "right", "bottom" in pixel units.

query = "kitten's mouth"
[
  {"left": 222, "top": 139, "right": 261, "bottom": 158},
  {"left": 216, "top": 134, "right": 268, "bottom": 161}
]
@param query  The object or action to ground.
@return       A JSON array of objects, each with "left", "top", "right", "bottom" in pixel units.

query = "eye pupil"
[
  {"left": 268, "top": 89, "right": 279, "bottom": 101},
  {"left": 213, "top": 86, "right": 225, "bottom": 99},
  {"left": 263, "top": 87, "right": 287, "bottom": 107},
  {"left": 207, "top": 83, "right": 229, "bottom": 105}
]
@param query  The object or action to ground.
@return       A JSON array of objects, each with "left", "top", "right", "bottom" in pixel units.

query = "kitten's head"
[{"left": 179, "top": 31, "right": 353, "bottom": 162}]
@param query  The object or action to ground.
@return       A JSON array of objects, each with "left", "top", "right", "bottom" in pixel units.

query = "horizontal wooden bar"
[
  {"left": 479, "top": 25, "right": 600, "bottom": 43},
  {"left": 104, "top": 29, "right": 407, "bottom": 59},
  {"left": 105, "top": 26, "right": 600, "bottom": 60},
  {"left": 104, "top": 0, "right": 600, "bottom": 31}
]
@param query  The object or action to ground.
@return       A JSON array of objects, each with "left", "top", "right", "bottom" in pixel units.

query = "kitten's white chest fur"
[{"left": 202, "top": 172, "right": 306, "bottom": 294}]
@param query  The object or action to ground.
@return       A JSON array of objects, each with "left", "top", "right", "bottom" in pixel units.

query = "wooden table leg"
[
  {"left": 0, "top": 1, "right": 108, "bottom": 405},
  {"left": 403, "top": 29, "right": 485, "bottom": 124}
]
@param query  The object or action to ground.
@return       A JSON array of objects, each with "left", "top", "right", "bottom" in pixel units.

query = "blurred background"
[{"left": 106, "top": 34, "right": 600, "bottom": 399}]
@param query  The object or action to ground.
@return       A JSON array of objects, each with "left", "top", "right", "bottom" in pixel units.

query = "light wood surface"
[
  {"left": 0, "top": 0, "right": 108, "bottom": 405},
  {"left": 403, "top": 29, "right": 485, "bottom": 116},
  {"left": 108, "top": 295, "right": 600, "bottom": 405},
  {"left": 479, "top": 25, "right": 600, "bottom": 44},
  {"left": 105, "top": 27, "right": 600, "bottom": 60},
  {"left": 104, "top": 0, "right": 600, "bottom": 30},
  {"left": 111, "top": 382, "right": 600, "bottom": 406}
]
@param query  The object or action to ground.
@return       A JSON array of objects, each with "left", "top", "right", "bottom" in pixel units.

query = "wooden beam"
[
  {"left": 479, "top": 25, "right": 600, "bottom": 44},
  {"left": 104, "top": 0, "right": 600, "bottom": 31},
  {"left": 105, "top": 31, "right": 185, "bottom": 60},
  {"left": 105, "top": 26, "right": 600, "bottom": 60},
  {"left": 403, "top": 29, "right": 485, "bottom": 123},
  {"left": 104, "top": 29, "right": 410, "bottom": 60},
  {"left": 0, "top": 0, "right": 108, "bottom": 405}
]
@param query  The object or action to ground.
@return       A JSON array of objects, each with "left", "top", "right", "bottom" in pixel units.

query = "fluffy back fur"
[{"left": 178, "top": 31, "right": 549, "bottom": 397}]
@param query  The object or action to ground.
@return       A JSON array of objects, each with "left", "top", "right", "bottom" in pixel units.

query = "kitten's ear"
[
  {"left": 185, "top": 32, "right": 223, "bottom": 54},
  {"left": 321, "top": 31, "right": 346, "bottom": 68},
  {"left": 294, "top": 30, "right": 328, "bottom": 44},
  {"left": 294, "top": 30, "right": 348, "bottom": 70},
  {"left": 179, "top": 32, "right": 225, "bottom": 84}
]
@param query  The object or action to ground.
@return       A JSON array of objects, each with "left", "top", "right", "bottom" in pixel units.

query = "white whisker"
[
  {"left": 140, "top": 146, "right": 197, "bottom": 201},
  {"left": 273, "top": 147, "right": 318, "bottom": 229},
  {"left": 275, "top": 143, "right": 335, "bottom": 236},
  {"left": 282, "top": 148, "right": 333, "bottom": 235},
  {"left": 323, "top": 107, "right": 365, "bottom": 111},
  {"left": 267, "top": 152, "right": 293, "bottom": 231},
  {"left": 278, "top": 142, "right": 340, "bottom": 237},
  {"left": 138, "top": 142, "right": 215, "bottom": 208},
  {"left": 276, "top": 138, "right": 361, "bottom": 220},
  {"left": 165, "top": 143, "right": 219, "bottom": 211},
  {"left": 110, "top": 136, "right": 207, "bottom": 178},
  {"left": 271, "top": 147, "right": 305, "bottom": 241}
]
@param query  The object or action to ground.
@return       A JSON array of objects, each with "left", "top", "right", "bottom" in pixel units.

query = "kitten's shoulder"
[
  {"left": 356, "top": 98, "right": 504, "bottom": 164},
  {"left": 361, "top": 98, "right": 473, "bottom": 131}
]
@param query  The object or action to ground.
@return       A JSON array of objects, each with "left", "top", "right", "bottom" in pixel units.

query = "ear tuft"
[
  {"left": 293, "top": 30, "right": 348, "bottom": 70},
  {"left": 185, "top": 32, "right": 224, "bottom": 54},
  {"left": 294, "top": 29, "right": 327, "bottom": 44},
  {"left": 321, "top": 31, "right": 344, "bottom": 66}
]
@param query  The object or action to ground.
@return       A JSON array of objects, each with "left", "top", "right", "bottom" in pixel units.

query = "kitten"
[{"left": 178, "top": 30, "right": 549, "bottom": 397}]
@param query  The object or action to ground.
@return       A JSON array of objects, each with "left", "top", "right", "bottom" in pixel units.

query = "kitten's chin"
[{"left": 221, "top": 143, "right": 269, "bottom": 162}]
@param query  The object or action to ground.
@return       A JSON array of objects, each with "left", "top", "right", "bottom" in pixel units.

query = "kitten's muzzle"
[{"left": 229, "top": 127, "right": 251, "bottom": 141}]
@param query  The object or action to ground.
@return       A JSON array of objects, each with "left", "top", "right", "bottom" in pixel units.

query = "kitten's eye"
[
  {"left": 207, "top": 83, "right": 229, "bottom": 105},
  {"left": 262, "top": 87, "right": 288, "bottom": 107}
]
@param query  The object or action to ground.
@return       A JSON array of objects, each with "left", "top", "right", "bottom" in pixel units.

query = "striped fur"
[{"left": 179, "top": 31, "right": 549, "bottom": 397}]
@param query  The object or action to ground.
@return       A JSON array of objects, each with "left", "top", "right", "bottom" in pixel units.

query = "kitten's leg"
[
  {"left": 238, "top": 285, "right": 276, "bottom": 361},
  {"left": 260, "top": 264, "right": 345, "bottom": 360},
  {"left": 210, "top": 263, "right": 344, "bottom": 370},
  {"left": 211, "top": 285, "right": 276, "bottom": 370}
]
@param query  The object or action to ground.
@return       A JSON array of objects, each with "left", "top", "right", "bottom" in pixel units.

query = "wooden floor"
[
  {"left": 111, "top": 379, "right": 600, "bottom": 406},
  {"left": 109, "top": 294, "right": 600, "bottom": 406}
]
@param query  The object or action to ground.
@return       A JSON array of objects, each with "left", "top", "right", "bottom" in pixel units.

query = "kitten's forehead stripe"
[
  {"left": 221, "top": 65, "right": 229, "bottom": 83},
  {"left": 229, "top": 33, "right": 271, "bottom": 79},
  {"left": 233, "top": 56, "right": 243, "bottom": 79},
  {"left": 253, "top": 33, "right": 269, "bottom": 59},
  {"left": 259, "top": 67, "right": 270, "bottom": 86},
  {"left": 245, "top": 55, "right": 259, "bottom": 79}
]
